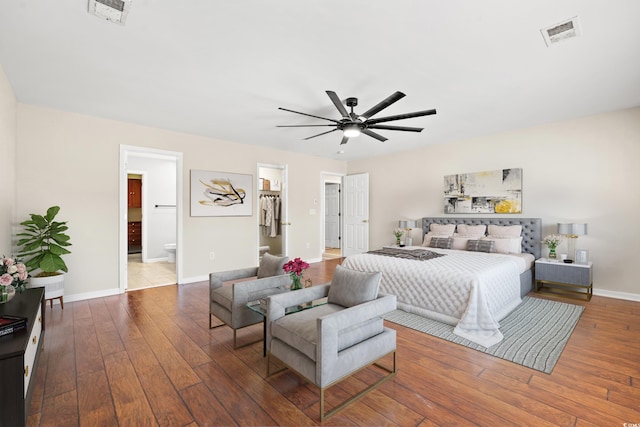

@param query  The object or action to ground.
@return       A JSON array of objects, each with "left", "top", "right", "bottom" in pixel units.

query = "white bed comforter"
[{"left": 342, "top": 248, "right": 528, "bottom": 347}]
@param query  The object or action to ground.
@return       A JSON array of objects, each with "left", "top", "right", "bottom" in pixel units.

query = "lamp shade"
[
  {"left": 557, "top": 223, "right": 588, "bottom": 236},
  {"left": 399, "top": 220, "right": 418, "bottom": 229}
]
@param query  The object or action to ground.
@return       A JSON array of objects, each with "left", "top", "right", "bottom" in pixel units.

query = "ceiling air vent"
[
  {"left": 88, "top": 0, "right": 132, "bottom": 25},
  {"left": 541, "top": 16, "right": 581, "bottom": 47}
]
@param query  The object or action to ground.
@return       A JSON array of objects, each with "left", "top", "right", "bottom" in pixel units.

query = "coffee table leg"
[{"left": 263, "top": 319, "right": 267, "bottom": 357}]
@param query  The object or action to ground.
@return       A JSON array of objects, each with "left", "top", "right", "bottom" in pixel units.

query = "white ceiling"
[{"left": 1, "top": 1, "right": 639, "bottom": 161}]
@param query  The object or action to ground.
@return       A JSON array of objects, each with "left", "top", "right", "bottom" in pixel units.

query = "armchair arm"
[
  {"left": 317, "top": 293, "right": 396, "bottom": 382},
  {"left": 319, "top": 293, "right": 397, "bottom": 329},
  {"left": 210, "top": 267, "right": 259, "bottom": 290},
  {"left": 266, "top": 283, "right": 331, "bottom": 351},
  {"left": 232, "top": 274, "right": 292, "bottom": 308}
]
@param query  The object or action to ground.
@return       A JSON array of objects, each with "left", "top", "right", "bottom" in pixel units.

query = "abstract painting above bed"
[{"left": 342, "top": 217, "right": 542, "bottom": 347}]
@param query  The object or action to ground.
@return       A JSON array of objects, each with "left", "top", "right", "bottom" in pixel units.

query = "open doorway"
[
  {"left": 120, "top": 146, "right": 183, "bottom": 292},
  {"left": 257, "top": 164, "right": 287, "bottom": 260},
  {"left": 321, "top": 173, "right": 344, "bottom": 260}
]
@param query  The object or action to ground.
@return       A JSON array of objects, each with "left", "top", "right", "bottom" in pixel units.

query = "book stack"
[{"left": 0, "top": 315, "right": 28, "bottom": 337}]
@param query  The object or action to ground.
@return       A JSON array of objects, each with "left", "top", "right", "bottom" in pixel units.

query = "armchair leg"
[
  {"left": 320, "top": 350, "right": 397, "bottom": 422},
  {"left": 209, "top": 313, "right": 226, "bottom": 330}
]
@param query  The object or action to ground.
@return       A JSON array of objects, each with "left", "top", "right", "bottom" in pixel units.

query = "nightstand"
[{"left": 535, "top": 258, "right": 593, "bottom": 301}]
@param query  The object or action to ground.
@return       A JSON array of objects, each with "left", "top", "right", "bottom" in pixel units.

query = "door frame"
[
  {"left": 119, "top": 145, "right": 183, "bottom": 292},
  {"left": 257, "top": 163, "right": 288, "bottom": 261},
  {"left": 320, "top": 172, "right": 346, "bottom": 257}
]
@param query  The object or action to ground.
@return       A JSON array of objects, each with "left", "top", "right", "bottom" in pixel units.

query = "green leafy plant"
[{"left": 17, "top": 206, "right": 72, "bottom": 276}]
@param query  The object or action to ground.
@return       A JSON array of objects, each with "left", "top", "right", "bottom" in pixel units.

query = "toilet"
[{"left": 164, "top": 243, "right": 176, "bottom": 263}]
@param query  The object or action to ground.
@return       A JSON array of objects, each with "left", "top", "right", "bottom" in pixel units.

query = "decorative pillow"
[
  {"left": 429, "top": 223, "right": 456, "bottom": 236},
  {"left": 482, "top": 237, "right": 522, "bottom": 254},
  {"left": 456, "top": 224, "right": 487, "bottom": 237},
  {"left": 327, "top": 265, "right": 382, "bottom": 308},
  {"left": 257, "top": 253, "right": 289, "bottom": 278},
  {"left": 422, "top": 232, "right": 440, "bottom": 246},
  {"left": 487, "top": 224, "right": 522, "bottom": 238},
  {"left": 451, "top": 236, "right": 471, "bottom": 250},
  {"left": 429, "top": 237, "right": 453, "bottom": 249},
  {"left": 466, "top": 239, "right": 495, "bottom": 253}
]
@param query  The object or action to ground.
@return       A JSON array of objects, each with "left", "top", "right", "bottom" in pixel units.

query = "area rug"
[{"left": 384, "top": 296, "right": 584, "bottom": 373}]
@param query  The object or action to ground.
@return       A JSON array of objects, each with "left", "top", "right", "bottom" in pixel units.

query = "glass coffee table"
[{"left": 247, "top": 288, "right": 327, "bottom": 356}]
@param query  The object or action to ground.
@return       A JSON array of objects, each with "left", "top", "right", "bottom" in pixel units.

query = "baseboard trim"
[{"left": 593, "top": 288, "right": 640, "bottom": 302}]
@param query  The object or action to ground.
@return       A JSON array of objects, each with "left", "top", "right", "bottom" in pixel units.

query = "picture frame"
[
  {"left": 575, "top": 249, "right": 589, "bottom": 264},
  {"left": 190, "top": 170, "right": 253, "bottom": 217},
  {"left": 443, "top": 168, "right": 522, "bottom": 214}
]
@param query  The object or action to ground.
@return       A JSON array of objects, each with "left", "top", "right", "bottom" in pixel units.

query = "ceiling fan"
[{"left": 278, "top": 91, "right": 436, "bottom": 145}]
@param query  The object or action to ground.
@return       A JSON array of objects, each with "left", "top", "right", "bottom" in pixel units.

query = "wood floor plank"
[
  {"left": 123, "top": 337, "right": 195, "bottom": 426},
  {"left": 103, "top": 350, "right": 158, "bottom": 426},
  {"left": 77, "top": 370, "right": 118, "bottom": 426},
  {"left": 180, "top": 382, "right": 238, "bottom": 427},
  {"left": 25, "top": 258, "right": 640, "bottom": 426}
]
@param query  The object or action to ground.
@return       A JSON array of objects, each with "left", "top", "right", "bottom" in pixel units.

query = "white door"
[
  {"left": 325, "top": 183, "right": 340, "bottom": 248},
  {"left": 342, "top": 173, "right": 369, "bottom": 256}
]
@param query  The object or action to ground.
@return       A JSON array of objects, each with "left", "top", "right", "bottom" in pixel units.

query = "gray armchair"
[
  {"left": 266, "top": 265, "right": 397, "bottom": 421},
  {"left": 209, "top": 253, "right": 290, "bottom": 349}
]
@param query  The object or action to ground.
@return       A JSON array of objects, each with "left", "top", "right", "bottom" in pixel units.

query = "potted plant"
[{"left": 17, "top": 206, "right": 71, "bottom": 303}]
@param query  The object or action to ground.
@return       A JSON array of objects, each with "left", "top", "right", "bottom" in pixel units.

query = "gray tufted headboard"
[{"left": 421, "top": 217, "right": 542, "bottom": 259}]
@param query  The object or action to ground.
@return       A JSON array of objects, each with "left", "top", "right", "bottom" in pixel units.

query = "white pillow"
[
  {"left": 482, "top": 236, "right": 522, "bottom": 254},
  {"left": 429, "top": 223, "right": 456, "bottom": 236},
  {"left": 451, "top": 236, "right": 471, "bottom": 250},
  {"left": 487, "top": 224, "right": 522, "bottom": 237},
  {"left": 456, "top": 224, "right": 486, "bottom": 237}
]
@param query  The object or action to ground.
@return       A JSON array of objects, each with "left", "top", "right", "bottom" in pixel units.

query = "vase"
[
  {"left": 548, "top": 247, "right": 557, "bottom": 259},
  {"left": 0, "top": 284, "right": 16, "bottom": 304},
  {"left": 290, "top": 275, "right": 303, "bottom": 290},
  {"left": 396, "top": 238, "right": 401, "bottom": 246}
]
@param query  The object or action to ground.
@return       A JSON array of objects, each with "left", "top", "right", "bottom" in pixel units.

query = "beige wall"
[
  {"left": 348, "top": 107, "right": 640, "bottom": 299},
  {"left": 0, "top": 65, "right": 16, "bottom": 251},
  {"left": 15, "top": 104, "right": 346, "bottom": 300}
]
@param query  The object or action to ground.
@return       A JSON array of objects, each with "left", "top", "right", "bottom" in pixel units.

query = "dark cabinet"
[
  {"left": 0, "top": 288, "right": 45, "bottom": 427},
  {"left": 128, "top": 178, "right": 142, "bottom": 208},
  {"left": 128, "top": 221, "right": 142, "bottom": 253}
]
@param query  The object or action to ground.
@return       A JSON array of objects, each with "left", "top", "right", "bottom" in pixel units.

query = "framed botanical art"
[
  {"left": 190, "top": 170, "right": 253, "bottom": 217},
  {"left": 443, "top": 168, "right": 522, "bottom": 214}
]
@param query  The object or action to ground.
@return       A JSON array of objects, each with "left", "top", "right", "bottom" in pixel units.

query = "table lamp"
[
  {"left": 557, "top": 223, "right": 587, "bottom": 262},
  {"left": 399, "top": 220, "right": 419, "bottom": 246}
]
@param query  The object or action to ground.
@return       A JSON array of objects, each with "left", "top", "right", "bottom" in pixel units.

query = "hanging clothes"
[{"left": 259, "top": 194, "right": 281, "bottom": 237}]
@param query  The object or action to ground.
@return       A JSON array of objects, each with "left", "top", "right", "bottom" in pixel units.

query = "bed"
[{"left": 341, "top": 217, "right": 542, "bottom": 347}]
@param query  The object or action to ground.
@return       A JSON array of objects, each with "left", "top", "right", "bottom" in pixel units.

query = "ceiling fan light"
[{"left": 343, "top": 125, "right": 361, "bottom": 138}]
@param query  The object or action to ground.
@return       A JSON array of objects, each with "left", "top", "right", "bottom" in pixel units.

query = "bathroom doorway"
[{"left": 119, "top": 146, "right": 183, "bottom": 292}]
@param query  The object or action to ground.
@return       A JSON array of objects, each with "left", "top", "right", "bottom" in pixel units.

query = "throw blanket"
[
  {"left": 366, "top": 248, "right": 445, "bottom": 261},
  {"left": 343, "top": 248, "right": 527, "bottom": 347}
]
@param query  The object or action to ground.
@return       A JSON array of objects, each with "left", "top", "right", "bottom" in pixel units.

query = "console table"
[{"left": 0, "top": 287, "right": 45, "bottom": 427}]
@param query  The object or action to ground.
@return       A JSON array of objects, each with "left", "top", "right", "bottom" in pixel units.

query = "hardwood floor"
[{"left": 28, "top": 258, "right": 640, "bottom": 426}]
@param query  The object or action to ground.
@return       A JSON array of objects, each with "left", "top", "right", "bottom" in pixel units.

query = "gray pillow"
[
  {"left": 466, "top": 239, "right": 495, "bottom": 253},
  {"left": 429, "top": 237, "right": 453, "bottom": 249},
  {"left": 257, "top": 253, "right": 289, "bottom": 278},
  {"left": 327, "top": 265, "right": 382, "bottom": 307}
]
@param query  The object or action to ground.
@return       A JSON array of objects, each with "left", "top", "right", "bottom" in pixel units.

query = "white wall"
[
  {"left": 0, "top": 65, "right": 16, "bottom": 251},
  {"left": 348, "top": 107, "right": 640, "bottom": 300},
  {"left": 15, "top": 104, "right": 347, "bottom": 300}
]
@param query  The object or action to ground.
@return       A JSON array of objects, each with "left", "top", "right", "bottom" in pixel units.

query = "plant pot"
[{"left": 28, "top": 273, "right": 65, "bottom": 301}]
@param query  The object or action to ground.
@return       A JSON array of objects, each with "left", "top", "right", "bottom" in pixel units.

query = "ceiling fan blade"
[
  {"left": 326, "top": 91, "right": 350, "bottom": 119},
  {"left": 366, "top": 108, "right": 437, "bottom": 125},
  {"left": 278, "top": 107, "right": 339, "bottom": 123},
  {"left": 359, "top": 91, "right": 405, "bottom": 120},
  {"left": 367, "top": 124, "right": 424, "bottom": 132},
  {"left": 361, "top": 128, "right": 388, "bottom": 142},
  {"left": 277, "top": 124, "right": 336, "bottom": 128},
  {"left": 340, "top": 136, "right": 349, "bottom": 145},
  {"left": 303, "top": 128, "right": 339, "bottom": 140}
]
